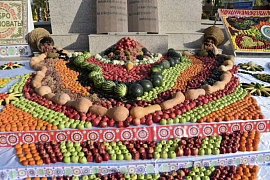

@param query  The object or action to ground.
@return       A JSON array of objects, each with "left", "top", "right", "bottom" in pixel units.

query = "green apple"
[
  {"left": 201, "top": 144, "right": 207, "bottom": 149},
  {"left": 207, "top": 144, "right": 213, "bottom": 149},
  {"left": 124, "top": 153, "right": 132, "bottom": 160},
  {"left": 160, "top": 151, "right": 168, "bottom": 159},
  {"left": 204, "top": 170, "right": 212, "bottom": 176},
  {"left": 160, "top": 140, "right": 166, "bottom": 145},
  {"left": 78, "top": 151, "right": 85, "bottom": 157},
  {"left": 76, "top": 146, "right": 82, "bottom": 152},
  {"left": 131, "top": 174, "right": 137, "bottom": 180},
  {"left": 173, "top": 118, "right": 179, "bottom": 124},
  {"left": 108, "top": 149, "right": 115, "bottom": 155},
  {"left": 156, "top": 143, "right": 162, "bottom": 148},
  {"left": 79, "top": 156, "right": 87, "bottom": 164},
  {"left": 199, "top": 148, "right": 205, "bottom": 156},
  {"left": 167, "top": 140, "right": 173, "bottom": 145},
  {"left": 104, "top": 142, "right": 109, "bottom": 146},
  {"left": 69, "top": 119, "right": 75, "bottom": 124},
  {"left": 190, "top": 118, "right": 197, "bottom": 123},
  {"left": 81, "top": 175, "right": 89, "bottom": 180},
  {"left": 138, "top": 174, "right": 145, "bottom": 180},
  {"left": 74, "top": 142, "right": 81, "bottom": 148},
  {"left": 105, "top": 145, "right": 112, "bottom": 151},
  {"left": 71, "top": 151, "right": 78, "bottom": 156},
  {"left": 167, "top": 118, "right": 173, "bottom": 124},
  {"left": 124, "top": 174, "right": 131, "bottom": 179},
  {"left": 117, "top": 154, "right": 124, "bottom": 160},
  {"left": 216, "top": 135, "right": 222, "bottom": 141},
  {"left": 60, "top": 144, "right": 67, "bottom": 149},
  {"left": 115, "top": 150, "right": 122, "bottom": 155},
  {"left": 197, "top": 172, "right": 204, "bottom": 177},
  {"left": 110, "top": 154, "right": 117, "bottom": 160},
  {"left": 173, "top": 138, "right": 180, "bottom": 144},
  {"left": 60, "top": 141, "right": 66, "bottom": 146},
  {"left": 210, "top": 136, "right": 216, "bottom": 141},
  {"left": 89, "top": 174, "right": 96, "bottom": 180},
  {"left": 168, "top": 151, "right": 176, "bottom": 158},
  {"left": 85, "top": 122, "right": 92, "bottom": 128},
  {"left": 63, "top": 152, "right": 71, "bottom": 157},
  {"left": 155, "top": 147, "right": 161, "bottom": 152},
  {"left": 66, "top": 140, "right": 74, "bottom": 148},
  {"left": 72, "top": 176, "right": 79, "bottom": 180},
  {"left": 205, "top": 148, "right": 212, "bottom": 155},
  {"left": 202, "top": 176, "right": 210, "bottom": 180},
  {"left": 154, "top": 152, "right": 160, "bottom": 159},
  {"left": 209, "top": 139, "right": 215, "bottom": 144},
  {"left": 162, "top": 147, "right": 169, "bottom": 152},
  {"left": 71, "top": 155, "right": 79, "bottom": 163},
  {"left": 65, "top": 122, "right": 71, "bottom": 128},
  {"left": 113, "top": 146, "right": 119, "bottom": 151},
  {"left": 110, "top": 141, "right": 116, "bottom": 147},
  {"left": 58, "top": 123, "right": 65, "bottom": 130},
  {"left": 189, "top": 171, "right": 196, "bottom": 176},
  {"left": 186, "top": 176, "right": 192, "bottom": 180},
  {"left": 71, "top": 123, "right": 78, "bottom": 129},
  {"left": 208, "top": 166, "right": 215, "bottom": 172},
  {"left": 64, "top": 156, "right": 71, "bottom": 163},
  {"left": 202, "top": 139, "right": 208, "bottom": 145},
  {"left": 203, "top": 137, "right": 209, "bottom": 141},
  {"left": 122, "top": 149, "right": 129, "bottom": 154},
  {"left": 68, "top": 147, "right": 75, "bottom": 153},
  {"left": 193, "top": 175, "right": 201, "bottom": 180},
  {"left": 120, "top": 145, "right": 126, "bottom": 150},
  {"left": 199, "top": 167, "right": 206, "bottom": 172},
  {"left": 192, "top": 166, "right": 200, "bottom": 173},
  {"left": 160, "top": 119, "right": 167, "bottom": 125},
  {"left": 152, "top": 173, "right": 160, "bottom": 179},
  {"left": 145, "top": 174, "right": 152, "bottom": 179},
  {"left": 213, "top": 147, "right": 220, "bottom": 155},
  {"left": 213, "top": 142, "right": 220, "bottom": 148},
  {"left": 117, "top": 141, "right": 123, "bottom": 146},
  {"left": 169, "top": 147, "right": 176, "bottom": 152},
  {"left": 180, "top": 117, "right": 187, "bottom": 123}
]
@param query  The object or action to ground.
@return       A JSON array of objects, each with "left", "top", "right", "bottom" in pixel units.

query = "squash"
[
  {"left": 44, "top": 93, "right": 55, "bottom": 100},
  {"left": 35, "top": 86, "right": 52, "bottom": 97},
  {"left": 185, "top": 89, "right": 205, "bottom": 100},
  {"left": 160, "top": 92, "right": 185, "bottom": 110},
  {"left": 32, "top": 64, "right": 43, "bottom": 71},
  {"left": 126, "top": 62, "right": 133, "bottom": 70},
  {"left": 31, "top": 79, "right": 42, "bottom": 88},
  {"left": 106, "top": 106, "right": 129, "bottom": 122},
  {"left": 219, "top": 60, "right": 234, "bottom": 71},
  {"left": 51, "top": 93, "right": 71, "bottom": 105},
  {"left": 66, "top": 98, "right": 93, "bottom": 113},
  {"left": 36, "top": 71, "right": 45, "bottom": 78},
  {"left": 39, "top": 53, "right": 47, "bottom": 60},
  {"left": 130, "top": 104, "right": 161, "bottom": 119},
  {"left": 220, "top": 71, "right": 232, "bottom": 84},
  {"left": 89, "top": 105, "right": 108, "bottom": 116},
  {"left": 41, "top": 66, "right": 47, "bottom": 74},
  {"left": 203, "top": 71, "right": 232, "bottom": 94}
]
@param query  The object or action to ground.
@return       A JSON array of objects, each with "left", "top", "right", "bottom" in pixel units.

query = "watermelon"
[
  {"left": 174, "top": 57, "right": 181, "bottom": 64},
  {"left": 140, "top": 80, "right": 153, "bottom": 92},
  {"left": 171, "top": 51, "right": 180, "bottom": 58},
  {"left": 87, "top": 63, "right": 96, "bottom": 71},
  {"left": 156, "top": 62, "right": 164, "bottom": 70},
  {"left": 102, "top": 80, "right": 116, "bottom": 93},
  {"left": 80, "top": 61, "right": 90, "bottom": 69},
  {"left": 92, "top": 65, "right": 102, "bottom": 73},
  {"left": 150, "top": 75, "right": 162, "bottom": 87},
  {"left": 151, "top": 72, "right": 163, "bottom": 81},
  {"left": 88, "top": 71, "right": 100, "bottom": 80},
  {"left": 74, "top": 56, "right": 84, "bottom": 66},
  {"left": 167, "top": 48, "right": 176, "bottom": 56},
  {"left": 161, "top": 60, "right": 170, "bottom": 69},
  {"left": 83, "top": 52, "right": 91, "bottom": 60},
  {"left": 150, "top": 65, "right": 162, "bottom": 74},
  {"left": 93, "top": 77, "right": 105, "bottom": 89},
  {"left": 167, "top": 58, "right": 175, "bottom": 67},
  {"left": 129, "top": 83, "right": 144, "bottom": 98},
  {"left": 114, "top": 83, "right": 128, "bottom": 97}
]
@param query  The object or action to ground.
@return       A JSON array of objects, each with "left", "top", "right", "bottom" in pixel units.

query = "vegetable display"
[{"left": 0, "top": 62, "right": 25, "bottom": 70}]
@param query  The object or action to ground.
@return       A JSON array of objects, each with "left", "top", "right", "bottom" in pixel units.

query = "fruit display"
[
  {"left": 219, "top": 9, "right": 270, "bottom": 52},
  {"left": 8, "top": 73, "right": 32, "bottom": 93},
  {"left": 242, "top": 83, "right": 270, "bottom": 97},
  {"left": 0, "top": 62, "right": 25, "bottom": 70},
  {"left": 14, "top": 131, "right": 261, "bottom": 166},
  {"left": 0, "top": 92, "right": 23, "bottom": 105},
  {"left": 238, "top": 61, "right": 264, "bottom": 71},
  {"left": 239, "top": 71, "right": 270, "bottom": 83},
  {"left": 23, "top": 164, "right": 260, "bottom": 180}
]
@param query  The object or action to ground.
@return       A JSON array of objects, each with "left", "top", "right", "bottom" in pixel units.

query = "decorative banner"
[
  {"left": 0, "top": 45, "right": 32, "bottom": 57},
  {"left": 0, "top": 152, "right": 270, "bottom": 179},
  {"left": 127, "top": 0, "right": 159, "bottom": 33},
  {"left": 96, "top": 0, "right": 128, "bottom": 33},
  {"left": 0, "top": 119, "right": 269, "bottom": 147},
  {"left": 0, "top": 0, "right": 28, "bottom": 44},
  {"left": 219, "top": 9, "right": 270, "bottom": 54}
]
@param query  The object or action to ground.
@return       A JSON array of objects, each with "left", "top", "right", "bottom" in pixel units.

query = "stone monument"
[{"left": 49, "top": 0, "right": 203, "bottom": 53}]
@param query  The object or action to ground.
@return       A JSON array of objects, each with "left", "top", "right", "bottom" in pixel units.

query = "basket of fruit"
[
  {"left": 28, "top": 28, "right": 54, "bottom": 52},
  {"left": 203, "top": 25, "right": 225, "bottom": 47}
]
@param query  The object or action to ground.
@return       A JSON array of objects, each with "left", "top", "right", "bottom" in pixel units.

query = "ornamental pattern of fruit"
[
  {"left": 222, "top": 15, "right": 270, "bottom": 52},
  {"left": 238, "top": 61, "right": 264, "bottom": 71},
  {"left": 23, "top": 164, "right": 260, "bottom": 180},
  {"left": 15, "top": 130, "right": 260, "bottom": 166},
  {"left": 239, "top": 71, "right": 270, "bottom": 83},
  {"left": 0, "top": 62, "right": 25, "bottom": 70}
]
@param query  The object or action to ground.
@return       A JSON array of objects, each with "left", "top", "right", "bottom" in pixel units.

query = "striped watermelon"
[
  {"left": 102, "top": 80, "right": 116, "bottom": 93},
  {"left": 74, "top": 56, "right": 84, "bottom": 66},
  {"left": 87, "top": 63, "right": 96, "bottom": 71},
  {"left": 88, "top": 71, "right": 100, "bottom": 80},
  {"left": 114, "top": 83, "right": 128, "bottom": 97},
  {"left": 93, "top": 76, "right": 105, "bottom": 89},
  {"left": 80, "top": 61, "right": 90, "bottom": 69},
  {"left": 92, "top": 65, "right": 102, "bottom": 73}
]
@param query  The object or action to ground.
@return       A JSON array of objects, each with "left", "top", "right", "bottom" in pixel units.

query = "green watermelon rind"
[
  {"left": 102, "top": 80, "right": 116, "bottom": 93},
  {"left": 114, "top": 84, "right": 128, "bottom": 97}
]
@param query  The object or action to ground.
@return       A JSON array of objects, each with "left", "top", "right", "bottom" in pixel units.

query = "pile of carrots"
[
  {"left": 172, "top": 56, "right": 204, "bottom": 90},
  {"left": 0, "top": 104, "right": 56, "bottom": 132},
  {"left": 15, "top": 143, "right": 43, "bottom": 166},
  {"left": 198, "top": 93, "right": 264, "bottom": 123},
  {"left": 54, "top": 59, "right": 90, "bottom": 95}
]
